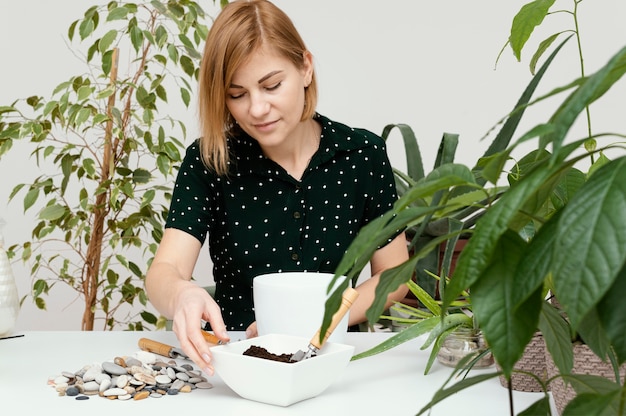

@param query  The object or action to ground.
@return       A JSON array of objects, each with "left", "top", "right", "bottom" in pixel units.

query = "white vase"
[{"left": 0, "top": 219, "right": 19, "bottom": 337}]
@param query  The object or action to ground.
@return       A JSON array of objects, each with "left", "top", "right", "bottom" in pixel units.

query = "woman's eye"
[
  {"left": 266, "top": 82, "right": 281, "bottom": 91},
  {"left": 228, "top": 92, "right": 245, "bottom": 99}
]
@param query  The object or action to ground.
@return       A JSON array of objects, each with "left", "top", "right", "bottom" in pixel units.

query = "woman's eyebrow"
[
  {"left": 258, "top": 70, "right": 282, "bottom": 84},
  {"left": 229, "top": 70, "right": 284, "bottom": 89}
]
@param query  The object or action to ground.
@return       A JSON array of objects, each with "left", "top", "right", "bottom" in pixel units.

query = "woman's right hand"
[{"left": 170, "top": 282, "right": 230, "bottom": 375}]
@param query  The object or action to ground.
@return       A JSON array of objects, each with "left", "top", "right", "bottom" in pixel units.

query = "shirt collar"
[{"left": 228, "top": 113, "right": 373, "bottom": 178}]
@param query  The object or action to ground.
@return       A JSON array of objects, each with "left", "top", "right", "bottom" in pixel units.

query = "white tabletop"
[{"left": 0, "top": 331, "right": 556, "bottom": 415}]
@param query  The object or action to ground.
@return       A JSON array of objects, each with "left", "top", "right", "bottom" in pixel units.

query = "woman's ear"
[{"left": 302, "top": 50, "right": 314, "bottom": 87}]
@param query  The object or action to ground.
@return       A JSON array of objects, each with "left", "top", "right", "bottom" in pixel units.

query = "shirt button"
[
  {"left": 293, "top": 211, "right": 301, "bottom": 219},
  {"left": 291, "top": 253, "right": 299, "bottom": 261}
]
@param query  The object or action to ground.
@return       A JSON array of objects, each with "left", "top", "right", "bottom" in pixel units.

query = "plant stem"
[
  {"left": 81, "top": 48, "right": 119, "bottom": 331},
  {"left": 572, "top": 0, "right": 596, "bottom": 161}
]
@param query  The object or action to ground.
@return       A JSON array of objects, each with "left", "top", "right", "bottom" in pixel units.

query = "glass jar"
[
  {"left": 436, "top": 327, "right": 494, "bottom": 369},
  {"left": 0, "top": 219, "right": 19, "bottom": 337}
]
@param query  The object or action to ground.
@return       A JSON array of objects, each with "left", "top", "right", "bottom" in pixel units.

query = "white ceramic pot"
[{"left": 253, "top": 272, "right": 349, "bottom": 343}]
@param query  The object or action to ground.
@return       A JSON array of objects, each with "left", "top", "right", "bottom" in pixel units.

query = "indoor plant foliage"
[
  {"left": 0, "top": 1, "right": 223, "bottom": 330},
  {"left": 323, "top": 1, "right": 626, "bottom": 414},
  {"left": 322, "top": 32, "right": 574, "bottom": 360}
]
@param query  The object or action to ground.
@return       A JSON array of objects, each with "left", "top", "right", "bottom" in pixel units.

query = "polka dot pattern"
[{"left": 166, "top": 114, "right": 398, "bottom": 330}]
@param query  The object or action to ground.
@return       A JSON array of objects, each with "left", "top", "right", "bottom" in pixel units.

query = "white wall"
[{"left": 1, "top": 0, "right": 625, "bottom": 330}]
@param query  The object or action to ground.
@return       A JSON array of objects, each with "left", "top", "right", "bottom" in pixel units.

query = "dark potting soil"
[{"left": 242, "top": 345, "right": 295, "bottom": 363}]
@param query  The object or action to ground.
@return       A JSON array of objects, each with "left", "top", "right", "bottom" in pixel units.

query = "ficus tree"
[{"left": 0, "top": 0, "right": 227, "bottom": 330}]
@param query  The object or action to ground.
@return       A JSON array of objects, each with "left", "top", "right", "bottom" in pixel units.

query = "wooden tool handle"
[
  {"left": 201, "top": 330, "right": 222, "bottom": 345},
  {"left": 138, "top": 337, "right": 173, "bottom": 357},
  {"left": 310, "top": 287, "right": 359, "bottom": 349}
]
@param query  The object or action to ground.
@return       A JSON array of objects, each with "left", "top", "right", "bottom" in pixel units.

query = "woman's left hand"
[{"left": 245, "top": 321, "right": 258, "bottom": 338}]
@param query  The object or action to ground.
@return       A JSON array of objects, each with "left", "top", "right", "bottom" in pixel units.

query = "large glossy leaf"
[
  {"left": 597, "top": 262, "right": 626, "bottom": 363},
  {"left": 511, "top": 210, "right": 560, "bottom": 310},
  {"left": 471, "top": 230, "right": 541, "bottom": 376},
  {"left": 445, "top": 160, "right": 562, "bottom": 309},
  {"left": 560, "top": 374, "right": 624, "bottom": 416},
  {"left": 551, "top": 157, "right": 626, "bottom": 331},
  {"left": 563, "top": 390, "right": 623, "bottom": 416},
  {"left": 539, "top": 300, "right": 573, "bottom": 376}
]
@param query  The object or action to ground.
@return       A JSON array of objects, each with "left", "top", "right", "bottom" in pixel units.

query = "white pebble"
[
  {"left": 94, "top": 373, "right": 111, "bottom": 384},
  {"left": 83, "top": 381, "right": 100, "bottom": 392},
  {"left": 134, "top": 350, "right": 156, "bottom": 364},
  {"left": 98, "top": 379, "right": 112, "bottom": 392},
  {"left": 155, "top": 374, "right": 172, "bottom": 384},
  {"left": 117, "top": 374, "right": 130, "bottom": 388},
  {"left": 54, "top": 375, "right": 69, "bottom": 384},
  {"left": 103, "top": 387, "right": 128, "bottom": 396}
]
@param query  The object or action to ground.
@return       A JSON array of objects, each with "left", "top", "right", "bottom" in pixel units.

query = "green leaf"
[
  {"left": 129, "top": 261, "right": 142, "bottom": 278},
  {"left": 75, "top": 107, "right": 91, "bottom": 127},
  {"left": 132, "top": 168, "right": 151, "bottom": 184},
  {"left": 106, "top": 6, "right": 128, "bottom": 21},
  {"left": 155, "top": 25, "right": 168, "bottom": 48},
  {"left": 563, "top": 390, "right": 622, "bottom": 416},
  {"left": 529, "top": 32, "right": 561, "bottom": 75},
  {"left": 366, "top": 256, "right": 419, "bottom": 324},
  {"left": 416, "top": 371, "right": 501, "bottom": 415},
  {"left": 381, "top": 123, "right": 425, "bottom": 182},
  {"left": 597, "top": 263, "right": 626, "bottom": 363},
  {"left": 78, "top": 16, "right": 96, "bottom": 40},
  {"left": 179, "top": 55, "right": 194, "bottom": 77},
  {"left": 471, "top": 230, "right": 541, "bottom": 376},
  {"left": 180, "top": 87, "right": 190, "bottom": 107},
  {"left": 33, "top": 279, "right": 49, "bottom": 297},
  {"left": 543, "top": 45, "right": 626, "bottom": 154},
  {"left": 39, "top": 204, "right": 66, "bottom": 221},
  {"left": 167, "top": 44, "right": 179, "bottom": 63},
  {"left": 517, "top": 396, "right": 552, "bottom": 415},
  {"left": 102, "top": 49, "right": 113, "bottom": 76},
  {"left": 351, "top": 316, "right": 441, "bottom": 361},
  {"left": 141, "top": 311, "right": 158, "bottom": 325},
  {"left": 551, "top": 158, "right": 626, "bottom": 331},
  {"left": 99, "top": 29, "right": 118, "bottom": 52},
  {"left": 24, "top": 188, "right": 39, "bottom": 211},
  {"left": 539, "top": 301, "right": 573, "bottom": 375},
  {"left": 509, "top": 0, "right": 556, "bottom": 61},
  {"left": 130, "top": 25, "right": 143, "bottom": 52},
  {"left": 82, "top": 158, "right": 97, "bottom": 178}
]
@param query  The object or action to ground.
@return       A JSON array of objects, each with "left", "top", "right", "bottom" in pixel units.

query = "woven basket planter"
[
  {"left": 546, "top": 342, "right": 626, "bottom": 415},
  {"left": 497, "top": 333, "right": 548, "bottom": 392}
]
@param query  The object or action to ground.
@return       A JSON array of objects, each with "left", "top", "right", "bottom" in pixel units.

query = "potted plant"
[
  {"left": 321, "top": 31, "right": 574, "bottom": 357},
  {"left": 323, "top": 1, "right": 626, "bottom": 414},
  {"left": 354, "top": 271, "right": 494, "bottom": 375},
  {"left": 0, "top": 1, "right": 225, "bottom": 330}
]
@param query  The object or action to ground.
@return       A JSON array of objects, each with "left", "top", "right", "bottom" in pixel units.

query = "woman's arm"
[
  {"left": 145, "top": 228, "right": 230, "bottom": 375},
  {"left": 348, "top": 232, "right": 409, "bottom": 326}
]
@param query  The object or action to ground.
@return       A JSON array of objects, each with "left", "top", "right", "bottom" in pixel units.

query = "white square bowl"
[{"left": 211, "top": 333, "right": 354, "bottom": 406}]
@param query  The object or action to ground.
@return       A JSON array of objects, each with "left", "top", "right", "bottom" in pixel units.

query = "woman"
[{"left": 145, "top": 0, "right": 409, "bottom": 376}]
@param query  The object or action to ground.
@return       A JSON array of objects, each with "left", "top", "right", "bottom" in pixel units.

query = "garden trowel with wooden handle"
[{"left": 290, "top": 287, "right": 359, "bottom": 362}]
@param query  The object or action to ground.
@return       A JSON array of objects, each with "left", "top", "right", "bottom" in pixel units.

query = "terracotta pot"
[{"left": 497, "top": 333, "right": 549, "bottom": 392}]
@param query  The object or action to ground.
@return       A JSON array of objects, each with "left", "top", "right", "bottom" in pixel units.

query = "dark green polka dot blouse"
[{"left": 166, "top": 113, "right": 398, "bottom": 330}]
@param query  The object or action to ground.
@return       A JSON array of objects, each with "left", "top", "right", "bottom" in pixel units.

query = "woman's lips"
[{"left": 254, "top": 120, "right": 278, "bottom": 133}]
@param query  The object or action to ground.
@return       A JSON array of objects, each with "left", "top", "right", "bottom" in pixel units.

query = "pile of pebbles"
[{"left": 48, "top": 349, "right": 213, "bottom": 401}]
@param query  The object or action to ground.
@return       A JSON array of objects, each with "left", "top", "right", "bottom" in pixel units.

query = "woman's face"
[{"left": 226, "top": 45, "right": 313, "bottom": 149}]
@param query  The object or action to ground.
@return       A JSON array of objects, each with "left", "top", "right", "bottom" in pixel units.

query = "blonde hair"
[{"left": 198, "top": 0, "right": 318, "bottom": 175}]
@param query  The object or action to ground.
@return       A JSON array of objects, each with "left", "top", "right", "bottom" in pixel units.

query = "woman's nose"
[{"left": 249, "top": 92, "right": 270, "bottom": 117}]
